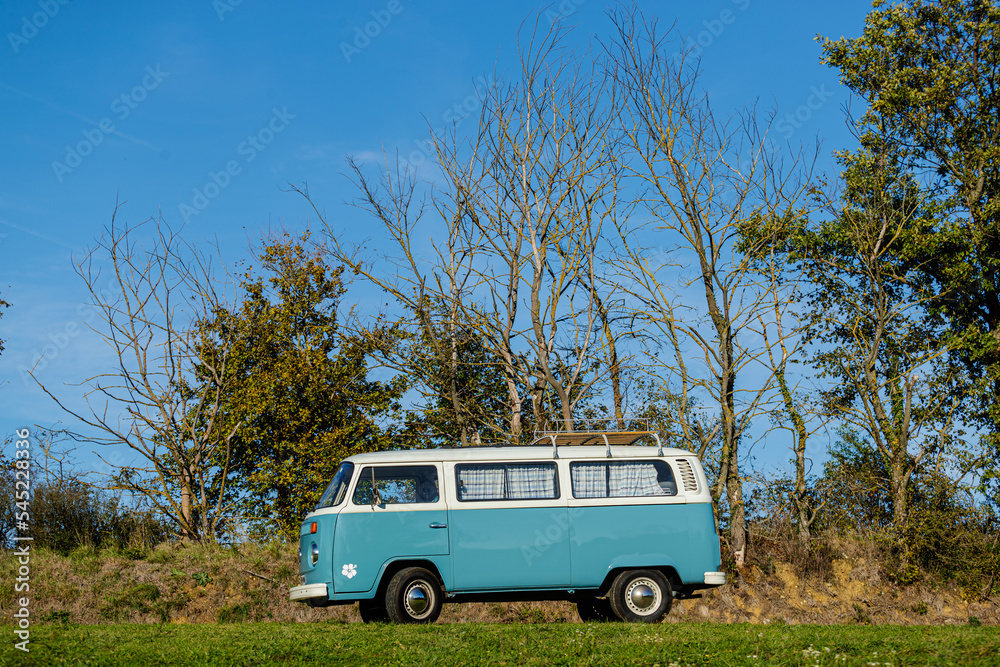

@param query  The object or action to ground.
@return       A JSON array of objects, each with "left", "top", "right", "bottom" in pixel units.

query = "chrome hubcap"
[
  {"left": 404, "top": 583, "right": 430, "bottom": 616},
  {"left": 625, "top": 578, "right": 660, "bottom": 616},
  {"left": 630, "top": 584, "right": 655, "bottom": 609}
]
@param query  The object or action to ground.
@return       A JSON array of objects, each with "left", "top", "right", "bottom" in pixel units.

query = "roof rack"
[{"left": 530, "top": 427, "right": 663, "bottom": 459}]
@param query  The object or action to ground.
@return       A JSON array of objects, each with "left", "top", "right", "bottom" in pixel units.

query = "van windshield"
[{"left": 316, "top": 462, "right": 354, "bottom": 509}]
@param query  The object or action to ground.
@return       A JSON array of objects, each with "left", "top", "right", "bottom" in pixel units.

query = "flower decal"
[{"left": 341, "top": 563, "right": 358, "bottom": 579}]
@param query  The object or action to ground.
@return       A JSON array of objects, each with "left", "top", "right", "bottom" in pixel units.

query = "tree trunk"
[
  {"left": 726, "top": 458, "right": 746, "bottom": 568},
  {"left": 891, "top": 458, "right": 910, "bottom": 529},
  {"left": 180, "top": 471, "right": 195, "bottom": 542},
  {"left": 598, "top": 295, "right": 625, "bottom": 428},
  {"left": 708, "top": 291, "right": 744, "bottom": 567},
  {"left": 777, "top": 366, "right": 812, "bottom": 545}
]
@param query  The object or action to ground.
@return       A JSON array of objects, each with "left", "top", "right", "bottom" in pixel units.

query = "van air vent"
[{"left": 674, "top": 458, "right": 699, "bottom": 493}]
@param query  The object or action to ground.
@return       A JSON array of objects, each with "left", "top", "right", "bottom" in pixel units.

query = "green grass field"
[{"left": 1, "top": 622, "right": 997, "bottom": 666}]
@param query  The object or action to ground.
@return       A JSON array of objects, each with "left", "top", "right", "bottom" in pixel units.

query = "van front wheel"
[
  {"left": 609, "top": 569, "right": 672, "bottom": 622},
  {"left": 385, "top": 567, "right": 442, "bottom": 624}
]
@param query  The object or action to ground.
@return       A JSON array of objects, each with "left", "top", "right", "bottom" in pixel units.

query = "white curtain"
[
  {"left": 457, "top": 465, "right": 505, "bottom": 500},
  {"left": 571, "top": 463, "right": 606, "bottom": 498},
  {"left": 609, "top": 462, "right": 666, "bottom": 497},
  {"left": 507, "top": 464, "right": 556, "bottom": 500}
]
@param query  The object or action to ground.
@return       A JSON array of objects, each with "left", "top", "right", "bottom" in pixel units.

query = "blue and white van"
[{"left": 290, "top": 431, "right": 725, "bottom": 623}]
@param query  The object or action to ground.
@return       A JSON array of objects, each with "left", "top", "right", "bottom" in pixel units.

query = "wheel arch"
[
  {"left": 375, "top": 559, "right": 446, "bottom": 599},
  {"left": 597, "top": 565, "right": 682, "bottom": 597}
]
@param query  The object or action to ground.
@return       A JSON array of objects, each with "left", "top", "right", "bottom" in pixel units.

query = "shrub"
[{"left": 24, "top": 479, "right": 170, "bottom": 555}]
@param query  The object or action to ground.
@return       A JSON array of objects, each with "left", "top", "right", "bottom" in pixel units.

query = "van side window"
[
  {"left": 353, "top": 465, "right": 440, "bottom": 505},
  {"left": 570, "top": 460, "right": 677, "bottom": 498},
  {"left": 456, "top": 463, "right": 558, "bottom": 501}
]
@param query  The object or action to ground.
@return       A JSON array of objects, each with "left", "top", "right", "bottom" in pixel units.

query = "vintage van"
[{"left": 289, "top": 430, "right": 725, "bottom": 623}]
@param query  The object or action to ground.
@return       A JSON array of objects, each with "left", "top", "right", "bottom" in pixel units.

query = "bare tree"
[
  {"left": 306, "top": 16, "right": 623, "bottom": 442},
  {"left": 438, "top": 17, "right": 623, "bottom": 435},
  {"left": 604, "top": 9, "right": 816, "bottom": 566},
  {"left": 0, "top": 295, "right": 10, "bottom": 359},
  {"left": 294, "top": 155, "right": 488, "bottom": 446},
  {"left": 33, "top": 209, "right": 239, "bottom": 541}
]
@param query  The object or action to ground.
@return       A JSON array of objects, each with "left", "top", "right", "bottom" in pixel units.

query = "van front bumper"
[
  {"left": 290, "top": 583, "right": 329, "bottom": 602},
  {"left": 704, "top": 572, "right": 726, "bottom": 586}
]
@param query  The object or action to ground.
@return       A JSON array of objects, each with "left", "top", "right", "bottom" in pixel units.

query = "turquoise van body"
[{"left": 290, "top": 437, "right": 725, "bottom": 623}]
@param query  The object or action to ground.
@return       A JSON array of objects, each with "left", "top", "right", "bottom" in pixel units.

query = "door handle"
[{"left": 429, "top": 522, "right": 447, "bottom": 529}]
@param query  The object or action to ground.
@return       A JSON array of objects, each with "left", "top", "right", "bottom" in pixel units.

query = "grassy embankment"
[
  {"left": 2, "top": 622, "right": 999, "bottom": 666},
  {"left": 1, "top": 538, "right": 997, "bottom": 626},
  {"left": 1, "top": 538, "right": 998, "bottom": 664}
]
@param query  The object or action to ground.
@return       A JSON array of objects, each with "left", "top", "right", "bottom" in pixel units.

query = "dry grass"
[{"left": 1, "top": 537, "right": 997, "bottom": 627}]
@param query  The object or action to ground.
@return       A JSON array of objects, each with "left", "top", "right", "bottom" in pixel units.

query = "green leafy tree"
[
  {"left": 791, "top": 137, "right": 962, "bottom": 529},
  {"left": 820, "top": 0, "right": 1000, "bottom": 491},
  {"left": 201, "top": 234, "right": 404, "bottom": 538}
]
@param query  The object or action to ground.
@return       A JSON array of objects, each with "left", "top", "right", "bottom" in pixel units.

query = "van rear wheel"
[
  {"left": 577, "top": 596, "right": 616, "bottom": 622},
  {"left": 609, "top": 569, "right": 671, "bottom": 622},
  {"left": 385, "top": 567, "right": 442, "bottom": 624}
]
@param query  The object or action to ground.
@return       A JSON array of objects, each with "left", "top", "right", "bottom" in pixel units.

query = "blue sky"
[{"left": 0, "top": 0, "right": 875, "bottom": 476}]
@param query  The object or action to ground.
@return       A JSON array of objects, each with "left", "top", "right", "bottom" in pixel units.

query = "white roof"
[{"left": 343, "top": 445, "right": 697, "bottom": 465}]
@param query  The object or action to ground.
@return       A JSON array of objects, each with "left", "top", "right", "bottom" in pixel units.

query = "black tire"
[
  {"left": 358, "top": 599, "right": 389, "bottom": 623},
  {"left": 609, "top": 569, "right": 672, "bottom": 623},
  {"left": 385, "top": 567, "right": 442, "bottom": 624},
  {"left": 576, "top": 596, "right": 616, "bottom": 622}
]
